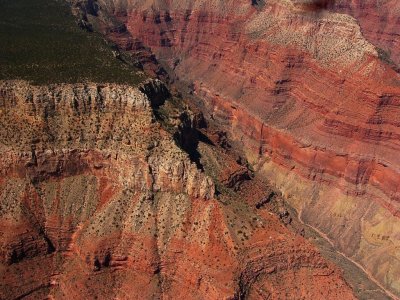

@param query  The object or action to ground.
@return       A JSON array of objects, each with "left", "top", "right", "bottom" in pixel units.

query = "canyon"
[
  {"left": 1, "top": 0, "right": 400, "bottom": 298},
  {"left": 69, "top": 0, "right": 400, "bottom": 297},
  {"left": 0, "top": 81, "right": 356, "bottom": 299}
]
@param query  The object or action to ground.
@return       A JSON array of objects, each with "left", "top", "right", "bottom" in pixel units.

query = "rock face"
[
  {"left": 71, "top": 0, "right": 400, "bottom": 296},
  {"left": 331, "top": 0, "right": 400, "bottom": 68},
  {"left": 0, "top": 81, "right": 355, "bottom": 299}
]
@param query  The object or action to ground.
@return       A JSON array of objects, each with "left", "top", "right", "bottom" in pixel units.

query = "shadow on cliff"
[{"left": 173, "top": 119, "right": 215, "bottom": 171}]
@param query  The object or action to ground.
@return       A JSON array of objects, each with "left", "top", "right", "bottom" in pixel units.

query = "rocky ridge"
[
  {"left": 0, "top": 80, "right": 356, "bottom": 299},
  {"left": 69, "top": 0, "right": 400, "bottom": 296}
]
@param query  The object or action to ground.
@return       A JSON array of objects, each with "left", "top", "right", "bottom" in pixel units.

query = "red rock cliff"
[
  {"left": 0, "top": 81, "right": 355, "bottom": 299},
  {"left": 75, "top": 0, "right": 400, "bottom": 296}
]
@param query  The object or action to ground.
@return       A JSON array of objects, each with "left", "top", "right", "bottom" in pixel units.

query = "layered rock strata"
[
  {"left": 72, "top": 0, "right": 400, "bottom": 296},
  {"left": 331, "top": 0, "right": 400, "bottom": 68},
  {"left": 0, "top": 81, "right": 355, "bottom": 299}
]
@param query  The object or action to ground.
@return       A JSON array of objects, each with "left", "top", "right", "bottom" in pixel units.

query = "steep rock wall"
[{"left": 77, "top": 0, "right": 400, "bottom": 295}]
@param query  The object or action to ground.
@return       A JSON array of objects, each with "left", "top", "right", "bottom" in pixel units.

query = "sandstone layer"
[
  {"left": 0, "top": 81, "right": 355, "bottom": 299},
  {"left": 71, "top": 0, "right": 400, "bottom": 296}
]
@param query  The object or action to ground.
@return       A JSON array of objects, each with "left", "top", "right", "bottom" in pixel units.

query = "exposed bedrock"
[
  {"left": 71, "top": 0, "right": 400, "bottom": 295},
  {"left": 0, "top": 81, "right": 355, "bottom": 299},
  {"left": 331, "top": 0, "right": 400, "bottom": 68}
]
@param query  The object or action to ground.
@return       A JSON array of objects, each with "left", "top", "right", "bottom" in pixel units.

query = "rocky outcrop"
[
  {"left": 72, "top": 0, "right": 400, "bottom": 296},
  {"left": 139, "top": 78, "right": 171, "bottom": 107},
  {"left": 331, "top": 0, "right": 400, "bottom": 68},
  {"left": 0, "top": 80, "right": 214, "bottom": 198},
  {"left": 0, "top": 81, "right": 355, "bottom": 299}
]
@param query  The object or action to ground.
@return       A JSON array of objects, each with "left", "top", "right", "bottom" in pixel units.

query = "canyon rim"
[{"left": 0, "top": 0, "right": 399, "bottom": 299}]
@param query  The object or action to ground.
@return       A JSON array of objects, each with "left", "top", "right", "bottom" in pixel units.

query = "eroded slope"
[
  {"left": 70, "top": 0, "right": 400, "bottom": 296},
  {"left": 0, "top": 81, "right": 355, "bottom": 299}
]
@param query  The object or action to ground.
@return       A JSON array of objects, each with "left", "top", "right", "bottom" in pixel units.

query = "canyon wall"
[
  {"left": 0, "top": 80, "right": 355, "bottom": 299},
  {"left": 332, "top": 0, "right": 400, "bottom": 67},
  {"left": 77, "top": 0, "right": 400, "bottom": 296}
]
